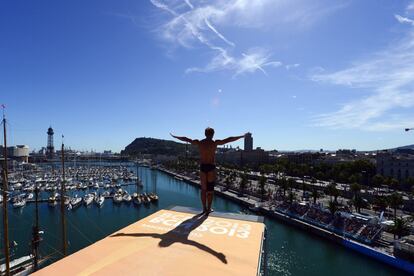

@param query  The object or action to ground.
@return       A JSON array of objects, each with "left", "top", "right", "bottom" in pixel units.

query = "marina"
[
  {"left": 0, "top": 163, "right": 409, "bottom": 275},
  {"left": 3, "top": 164, "right": 158, "bottom": 209}
]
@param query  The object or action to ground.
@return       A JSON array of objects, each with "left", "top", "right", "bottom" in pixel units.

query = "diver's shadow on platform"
[{"left": 111, "top": 213, "right": 227, "bottom": 264}]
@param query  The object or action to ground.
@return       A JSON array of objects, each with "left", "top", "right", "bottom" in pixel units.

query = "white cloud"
[
  {"left": 286, "top": 63, "right": 300, "bottom": 70},
  {"left": 186, "top": 47, "right": 283, "bottom": 77},
  {"left": 311, "top": 12, "right": 414, "bottom": 131},
  {"left": 407, "top": 2, "right": 414, "bottom": 12},
  {"left": 149, "top": 0, "right": 343, "bottom": 76},
  {"left": 395, "top": 14, "right": 414, "bottom": 26},
  {"left": 184, "top": 0, "right": 194, "bottom": 9}
]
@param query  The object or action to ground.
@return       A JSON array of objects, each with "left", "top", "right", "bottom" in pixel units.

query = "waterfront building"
[
  {"left": 244, "top": 132, "right": 253, "bottom": 151},
  {"left": 216, "top": 148, "right": 269, "bottom": 166},
  {"left": 0, "top": 145, "right": 29, "bottom": 162},
  {"left": 376, "top": 150, "right": 414, "bottom": 181}
]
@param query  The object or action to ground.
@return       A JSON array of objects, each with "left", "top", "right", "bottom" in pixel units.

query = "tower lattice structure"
[{"left": 47, "top": 126, "right": 55, "bottom": 159}]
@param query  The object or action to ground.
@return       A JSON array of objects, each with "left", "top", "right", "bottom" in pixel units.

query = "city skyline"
[{"left": 1, "top": 0, "right": 414, "bottom": 152}]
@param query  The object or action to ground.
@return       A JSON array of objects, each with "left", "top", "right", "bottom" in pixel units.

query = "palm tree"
[
  {"left": 239, "top": 173, "right": 248, "bottom": 196},
  {"left": 301, "top": 182, "right": 307, "bottom": 199},
  {"left": 389, "top": 178, "right": 400, "bottom": 191},
  {"left": 288, "top": 190, "right": 296, "bottom": 203},
  {"left": 279, "top": 177, "right": 288, "bottom": 197},
  {"left": 350, "top": 182, "right": 361, "bottom": 198},
  {"left": 352, "top": 195, "right": 364, "bottom": 213},
  {"left": 391, "top": 217, "right": 410, "bottom": 239},
  {"left": 287, "top": 178, "right": 296, "bottom": 194},
  {"left": 373, "top": 196, "right": 388, "bottom": 214},
  {"left": 328, "top": 200, "right": 338, "bottom": 216},
  {"left": 326, "top": 182, "right": 339, "bottom": 202},
  {"left": 388, "top": 192, "right": 403, "bottom": 221},
  {"left": 404, "top": 177, "right": 414, "bottom": 192},
  {"left": 224, "top": 176, "right": 231, "bottom": 191},
  {"left": 312, "top": 188, "right": 319, "bottom": 204},
  {"left": 259, "top": 175, "right": 266, "bottom": 202},
  {"left": 371, "top": 174, "right": 384, "bottom": 195}
]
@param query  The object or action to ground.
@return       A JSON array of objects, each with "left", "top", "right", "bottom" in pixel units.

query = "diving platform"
[{"left": 33, "top": 206, "right": 266, "bottom": 275}]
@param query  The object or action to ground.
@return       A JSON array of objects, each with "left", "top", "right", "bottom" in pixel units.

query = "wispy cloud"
[
  {"left": 395, "top": 14, "right": 414, "bottom": 26},
  {"left": 186, "top": 48, "right": 284, "bottom": 77},
  {"left": 286, "top": 63, "right": 300, "bottom": 70},
  {"left": 311, "top": 6, "right": 414, "bottom": 131},
  {"left": 407, "top": 1, "right": 414, "bottom": 12},
  {"left": 149, "top": 0, "right": 343, "bottom": 77},
  {"left": 184, "top": 0, "right": 194, "bottom": 10}
]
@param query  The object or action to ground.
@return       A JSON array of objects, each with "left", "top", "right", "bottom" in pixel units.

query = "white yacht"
[
  {"left": 70, "top": 195, "right": 82, "bottom": 209},
  {"left": 95, "top": 195, "right": 105, "bottom": 207},
  {"left": 84, "top": 194, "right": 94, "bottom": 206},
  {"left": 13, "top": 198, "right": 26, "bottom": 208},
  {"left": 113, "top": 193, "right": 123, "bottom": 204}
]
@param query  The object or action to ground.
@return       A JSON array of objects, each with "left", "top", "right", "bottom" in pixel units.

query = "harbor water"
[{"left": 0, "top": 163, "right": 409, "bottom": 276}]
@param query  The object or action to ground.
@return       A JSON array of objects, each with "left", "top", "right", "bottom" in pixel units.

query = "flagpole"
[{"left": 1, "top": 104, "right": 11, "bottom": 276}]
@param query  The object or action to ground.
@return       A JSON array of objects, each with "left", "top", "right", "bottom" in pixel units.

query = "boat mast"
[
  {"left": 136, "top": 162, "right": 139, "bottom": 193},
  {"left": 1, "top": 105, "right": 10, "bottom": 276},
  {"left": 31, "top": 181, "right": 41, "bottom": 271},
  {"left": 60, "top": 136, "right": 67, "bottom": 256}
]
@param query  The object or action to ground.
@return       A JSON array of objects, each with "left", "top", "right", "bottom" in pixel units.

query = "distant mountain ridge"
[
  {"left": 121, "top": 137, "right": 197, "bottom": 156},
  {"left": 394, "top": 144, "right": 414, "bottom": 150}
]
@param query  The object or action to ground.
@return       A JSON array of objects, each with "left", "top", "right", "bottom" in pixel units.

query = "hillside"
[
  {"left": 395, "top": 144, "right": 414, "bottom": 150},
  {"left": 121, "top": 137, "right": 197, "bottom": 156}
]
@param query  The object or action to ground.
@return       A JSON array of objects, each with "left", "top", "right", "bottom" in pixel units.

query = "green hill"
[{"left": 121, "top": 137, "right": 197, "bottom": 156}]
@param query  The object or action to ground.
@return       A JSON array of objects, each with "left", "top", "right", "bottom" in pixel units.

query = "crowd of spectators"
[
  {"left": 288, "top": 203, "right": 310, "bottom": 217},
  {"left": 359, "top": 224, "right": 382, "bottom": 242},
  {"left": 343, "top": 218, "right": 365, "bottom": 235},
  {"left": 305, "top": 206, "right": 333, "bottom": 226},
  {"left": 275, "top": 201, "right": 290, "bottom": 212},
  {"left": 272, "top": 201, "right": 382, "bottom": 244}
]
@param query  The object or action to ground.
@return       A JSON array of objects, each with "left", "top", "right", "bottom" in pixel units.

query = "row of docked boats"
[
  {"left": 112, "top": 189, "right": 158, "bottom": 205},
  {"left": 6, "top": 165, "right": 140, "bottom": 194},
  {"left": 45, "top": 190, "right": 159, "bottom": 210}
]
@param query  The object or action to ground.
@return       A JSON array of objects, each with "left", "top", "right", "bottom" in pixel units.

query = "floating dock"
[{"left": 33, "top": 206, "right": 266, "bottom": 275}]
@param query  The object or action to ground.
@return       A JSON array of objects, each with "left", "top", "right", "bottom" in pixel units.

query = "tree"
[
  {"left": 279, "top": 177, "right": 288, "bottom": 197},
  {"left": 259, "top": 175, "right": 267, "bottom": 202},
  {"left": 224, "top": 176, "right": 231, "bottom": 191},
  {"left": 326, "top": 182, "right": 339, "bottom": 202},
  {"left": 348, "top": 174, "right": 360, "bottom": 185},
  {"left": 389, "top": 178, "right": 400, "bottom": 191},
  {"left": 328, "top": 200, "right": 338, "bottom": 216},
  {"left": 352, "top": 195, "right": 364, "bottom": 213},
  {"left": 388, "top": 192, "right": 403, "bottom": 221},
  {"left": 239, "top": 173, "right": 248, "bottom": 196},
  {"left": 287, "top": 178, "right": 296, "bottom": 193},
  {"left": 373, "top": 196, "right": 388, "bottom": 214},
  {"left": 259, "top": 164, "right": 273, "bottom": 175},
  {"left": 301, "top": 182, "right": 307, "bottom": 199},
  {"left": 350, "top": 182, "right": 361, "bottom": 198},
  {"left": 404, "top": 177, "right": 414, "bottom": 192},
  {"left": 288, "top": 190, "right": 296, "bottom": 203},
  {"left": 391, "top": 217, "right": 410, "bottom": 239},
  {"left": 315, "top": 171, "right": 325, "bottom": 180},
  {"left": 371, "top": 174, "right": 384, "bottom": 195},
  {"left": 312, "top": 188, "right": 319, "bottom": 204}
]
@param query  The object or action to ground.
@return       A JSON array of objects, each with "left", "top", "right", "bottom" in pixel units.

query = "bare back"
[{"left": 197, "top": 139, "right": 218, "bottom": 164}]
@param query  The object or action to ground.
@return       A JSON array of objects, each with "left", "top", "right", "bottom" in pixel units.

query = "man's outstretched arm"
[
  {"left": 216, "top": 134, "right": 245, "bottom": 146},
  {"left": 170, "top": 133, "right": 199, "bottom": 145}
]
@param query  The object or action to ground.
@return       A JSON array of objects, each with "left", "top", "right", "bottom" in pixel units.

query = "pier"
[{"left": 32, "top": 206, "right": 266, "bottom": 276}]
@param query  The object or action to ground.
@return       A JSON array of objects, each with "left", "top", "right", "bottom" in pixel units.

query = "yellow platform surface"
[{"left": 33, "top": 208, "right": 265, "bottom": 276}]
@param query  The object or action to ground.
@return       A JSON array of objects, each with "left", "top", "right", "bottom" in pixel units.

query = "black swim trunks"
[{"left": 200, "top": 163, "right": 216, "bottom": 173}]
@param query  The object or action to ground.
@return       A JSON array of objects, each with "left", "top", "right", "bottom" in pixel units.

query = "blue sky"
[{"left": 1, "top": 0, "right": 414, "bottom": 152}]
